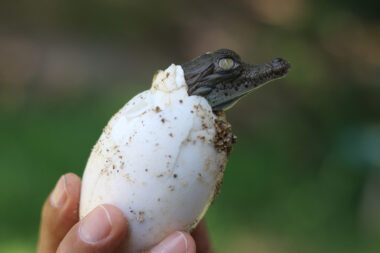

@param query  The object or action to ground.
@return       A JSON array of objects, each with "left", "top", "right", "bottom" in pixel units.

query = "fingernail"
[
  {"left": 79, "top": 205, "right": 112, "bottom": 244},
  {"left": 50, "top": 175, "right": 67, "bottom": 208},
  {"left": 151, "top": 231, "right": 188, "bottom": 253}
]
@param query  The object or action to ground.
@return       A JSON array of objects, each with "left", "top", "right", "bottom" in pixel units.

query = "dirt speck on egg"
[
  {"left": 154, "top": 106, "right": 161, "bottom": 113},
  {"left": 137, "top": 211, "right": 145, "bottom": 223}
]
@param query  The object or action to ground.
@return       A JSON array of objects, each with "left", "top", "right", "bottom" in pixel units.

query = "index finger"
[{"left": 37, "top": 173, "right": 81, "bottom": 253}]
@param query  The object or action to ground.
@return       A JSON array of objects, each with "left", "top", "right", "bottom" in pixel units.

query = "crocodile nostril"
[{"left": 272, "top": 57, "right": 283, "bottom": 63}]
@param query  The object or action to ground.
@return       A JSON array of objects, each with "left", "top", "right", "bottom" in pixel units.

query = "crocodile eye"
[{"left": 218, "top": 58, "right": 234, "bottom": 70}]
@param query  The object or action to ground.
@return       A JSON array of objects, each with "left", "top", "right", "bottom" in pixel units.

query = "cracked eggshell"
[{"left": 79, "top": 64, "right": 227, "bottom": 253}]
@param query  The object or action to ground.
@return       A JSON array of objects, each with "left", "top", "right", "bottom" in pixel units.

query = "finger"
[
  {"left": 57, "top": 204, "right": 127, "bottom": 253},
  {"left": 191, "top": 219, "right": 214, "bottom": 253},
  {"left": 147, "top": 231, "right": 196, "bottom": 253},
  {"left": 37, "top": 173, "right": 82, "bottom": 253}
]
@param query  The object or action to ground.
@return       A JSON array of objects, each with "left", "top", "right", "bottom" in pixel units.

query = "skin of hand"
[{"left": 37, "top": 173, "right": 215, "bottom": 253}]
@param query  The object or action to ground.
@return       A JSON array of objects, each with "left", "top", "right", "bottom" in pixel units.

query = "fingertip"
[
  {"left": 60, "top": 173, "right": 81, "bottom": 213},
  {"left": 57, "top": 204, "right": 128, "bottom": 253},
  {"left": 149, "top": 231, "right": 196, "bottom": 253},
  {"left": 63, "top": 173, "right": 81, "bottom": 194},
  {"left": 77, "top": 204, "right": 128, "bottom": 247},
  {"left": 180, "top": 232, "right": 196, "bottom": 253},
  {"left": 100, "top": 204, "right": 129, "bottom": 239},
  {"left": 49, "top": 175, "right": 67, "bottom": 209},
  {"left": 78, "top": 205, "right": 113, "bottom": 244},
  {"left": 49, "top": 173, "right": 81, "bottom": 209}
]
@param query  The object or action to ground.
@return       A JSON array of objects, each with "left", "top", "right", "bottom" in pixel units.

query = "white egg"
[{"left": 79, "top": 64, "right": 233, "bottom": 252}]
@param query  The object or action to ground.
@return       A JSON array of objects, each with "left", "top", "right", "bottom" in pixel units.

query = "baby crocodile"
[{"left": 182, "top": 49, "right": 290, "bottom": 110}]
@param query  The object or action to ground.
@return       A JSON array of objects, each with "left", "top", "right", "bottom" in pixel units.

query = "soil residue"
[{"left": 213, "top": 110, "right": 237, "bottom": 156}]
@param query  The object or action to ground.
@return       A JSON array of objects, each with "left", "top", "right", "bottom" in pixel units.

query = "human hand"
[{"left": 37, "top": 173, "right": 214, "bottom": 253}]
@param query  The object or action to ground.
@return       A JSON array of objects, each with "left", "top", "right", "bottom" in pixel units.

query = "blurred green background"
[{"left": 1, "top": 0, "right": 380, "bottom": 252}]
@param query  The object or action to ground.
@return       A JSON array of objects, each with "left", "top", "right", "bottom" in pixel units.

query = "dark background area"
[{"left": 1, "top": 0, "right": 380, "bottom": 252}]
